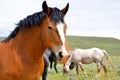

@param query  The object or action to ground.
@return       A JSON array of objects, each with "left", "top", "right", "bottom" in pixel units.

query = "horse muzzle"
[{"left": 63, "top": 67, "right": 69, "bottom": 74}]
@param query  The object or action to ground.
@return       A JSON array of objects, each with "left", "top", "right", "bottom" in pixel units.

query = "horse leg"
[
  {"left": 50, "top": 60, "right": 53, "bottom": 69},
  {"left": 96, "top": 62, "right": 101, "bottom": 77},
  {"left": 76, "top": 64, "right": 79, "bottom": 75},
  {"left": 77, "top": 62, "right": 87, "bottom": 76},
  {"left": 54, "top": 61, "right": 58, "bottom": 73},
  {"left": 101, "top": 62, "right": 107, "bottom": 76},
  {"left": 42, "top": 68, "right": 47, "bottom": 80},
  {"left": 42, "top": 57, "right": 49, "bottom": 80}
]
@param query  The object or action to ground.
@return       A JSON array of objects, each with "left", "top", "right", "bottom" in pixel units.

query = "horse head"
[{"left": 40, "top": 1, "right": 69, "bottom": 60}]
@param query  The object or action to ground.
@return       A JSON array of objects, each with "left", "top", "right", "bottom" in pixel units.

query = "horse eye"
[{"left": 48, "top": 26, "right": 52, "bottom": 30}]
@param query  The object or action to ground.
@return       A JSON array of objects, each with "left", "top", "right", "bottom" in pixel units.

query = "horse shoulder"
[{"left": 71, "top": 51, "right": 81, "bottom": 62}]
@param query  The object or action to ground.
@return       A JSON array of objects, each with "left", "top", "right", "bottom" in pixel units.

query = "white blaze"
[{"left": 57, "top": 22, "right": 68, "bottom": 56}]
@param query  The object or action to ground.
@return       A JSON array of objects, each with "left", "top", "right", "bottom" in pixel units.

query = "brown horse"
[{"left": 0, "top": 1, "right": 69, "bottom": 80}]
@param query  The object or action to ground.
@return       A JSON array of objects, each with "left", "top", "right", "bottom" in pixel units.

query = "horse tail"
[{"left": 102, "top": 50, "right": 114, "bottom": 70}]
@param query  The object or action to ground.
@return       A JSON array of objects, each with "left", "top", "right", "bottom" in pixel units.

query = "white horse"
[{"left": 63, "top": 47, "right": 114, "bottom": 77}]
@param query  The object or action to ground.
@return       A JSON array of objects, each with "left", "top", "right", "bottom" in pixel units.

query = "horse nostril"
[{"left": 58, "top": 51, "right": 63, "bottom": 59}]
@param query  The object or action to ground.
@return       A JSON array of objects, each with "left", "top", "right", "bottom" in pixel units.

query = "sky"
[{"left": 0, "top": 0, "right": 120, "bottom": 39}]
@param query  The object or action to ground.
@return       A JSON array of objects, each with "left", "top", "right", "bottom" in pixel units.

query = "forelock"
[{"left": 50, "top": 8, "right": 64, "bottom": 24}]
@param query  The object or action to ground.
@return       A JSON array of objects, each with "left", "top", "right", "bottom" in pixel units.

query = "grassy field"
[
  {"left": 45, "top": 36, "right": 120, "bottom": 80},
  {"left": 0, "top": 36, "right": 120, "bottom": 80}
]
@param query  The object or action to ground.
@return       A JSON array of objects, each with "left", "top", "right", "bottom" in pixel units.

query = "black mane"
[{"left": 2, "top": 7, "right": 64, "bottom": 42}]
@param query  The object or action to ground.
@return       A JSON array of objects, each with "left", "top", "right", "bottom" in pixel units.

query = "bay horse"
[
  {"left": 63, "top": 48, "right": 114, "bottom": 77},
  {"left": 0, "top": 1, "right": 70, "bottom": 80}
]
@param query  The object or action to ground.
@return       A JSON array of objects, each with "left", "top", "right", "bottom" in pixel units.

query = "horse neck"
[
  {"left": 65, "top": 54, "right": 72, "bottom": 67},
  {"left": 65, "top": 41, "right": 70, "bottom": 53},
  {"left": 10, "top": 26, "right": 46, "bottom": 63}
]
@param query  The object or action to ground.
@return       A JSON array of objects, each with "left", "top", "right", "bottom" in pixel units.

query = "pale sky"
[{"left": 0, "top": 0, "right": 120, "bottom": 39}]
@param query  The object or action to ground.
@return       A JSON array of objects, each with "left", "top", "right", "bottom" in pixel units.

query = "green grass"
[
  {"left": 45, "top": 58, "right": 120, "bottom": 80},
  {"left": 0, "top": 36, "right": 120, "bottom": 80},
  {"left": 46, "top": 36, "right": 120, "bottom": 80}
]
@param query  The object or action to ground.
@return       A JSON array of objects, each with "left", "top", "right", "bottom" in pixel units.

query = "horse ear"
[
  {"left": 61, "top": 3, "right": 69, "bottom": 15},
  {"left": 42, "top": 1, "right": 50, "bottom": 16}
]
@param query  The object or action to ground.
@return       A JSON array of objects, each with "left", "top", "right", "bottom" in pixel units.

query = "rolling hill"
[{"left": 67, "top": 36, "right": 120, "bottom": 56}]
